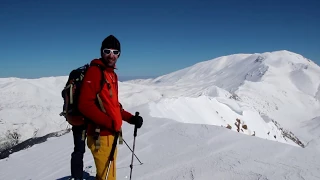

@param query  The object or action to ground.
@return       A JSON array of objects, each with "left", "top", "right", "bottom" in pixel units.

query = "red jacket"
[{"left": 78, "top": 59, "right": 133, "bottom": 136}]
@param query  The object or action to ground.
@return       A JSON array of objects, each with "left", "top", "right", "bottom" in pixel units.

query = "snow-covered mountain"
[
  {"left": 1, "top": 50, "right": 320, "bottom": 179},
  {"left": 126, "top": 50, "right": 320, "bottom": 150},
  {"left": 1, "top": 50, "right": 320, "bottom": 152}
]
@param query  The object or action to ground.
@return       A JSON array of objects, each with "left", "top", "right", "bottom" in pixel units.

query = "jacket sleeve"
[
  {"left": 119, "top": 103, "right": 134, "bottom": 124},
  {"left": 122, "top": 110, "right": 134, "bottom": 123},
  {"left": 78, "top": 66, "right": 114, "bottom": 129}
]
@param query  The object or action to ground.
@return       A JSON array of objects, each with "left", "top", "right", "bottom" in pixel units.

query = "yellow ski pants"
[{"left": 87, "top": 135, "right": 117, "bottom": 180}]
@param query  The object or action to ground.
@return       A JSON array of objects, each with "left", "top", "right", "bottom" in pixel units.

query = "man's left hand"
[{"left": 130, "top": 115, "right": 143, "bottom": 128}]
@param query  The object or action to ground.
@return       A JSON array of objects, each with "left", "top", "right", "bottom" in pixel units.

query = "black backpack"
[{"left": 59, "top": 63, "right": 104, "bottom": 126}]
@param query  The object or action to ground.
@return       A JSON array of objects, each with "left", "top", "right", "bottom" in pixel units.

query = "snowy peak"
[
  {"left": 150, "top": 53, "right": 257, "bottom": 89},
  {"left": 139, "top": 50, "right": 320, "bottom": 93},
  {"left": 263, "top": 50, "right": 316, "bottom": 65}
]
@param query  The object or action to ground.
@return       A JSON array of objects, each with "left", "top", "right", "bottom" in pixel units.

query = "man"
[{"left": 78, "top": 35, "right": 143, "bottom": 180}]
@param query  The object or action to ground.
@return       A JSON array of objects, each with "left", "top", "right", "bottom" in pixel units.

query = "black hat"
[{"left": 100, "top": 35, "right": 121, "bottom": 57}]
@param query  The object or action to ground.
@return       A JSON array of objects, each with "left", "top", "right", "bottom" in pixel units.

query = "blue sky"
[{"left": 0, "top": 0, "right": 319, "bottom": 79}]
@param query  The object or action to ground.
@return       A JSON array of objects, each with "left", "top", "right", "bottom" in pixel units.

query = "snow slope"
[
  {"left": 0, "top": 76, "right": 69, "bottom": 150},
  {"left": 0, "top": 107, "right": 320, "bottom": 180}
]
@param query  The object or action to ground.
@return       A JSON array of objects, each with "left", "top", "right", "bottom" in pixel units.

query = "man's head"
[{"left": 100, "top": 35, "right": 121, "bottom": 67}]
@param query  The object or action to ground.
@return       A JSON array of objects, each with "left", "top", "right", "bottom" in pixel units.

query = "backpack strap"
[
  {"left": 91, "top": 64, "right": 105, "bottom": 150},
  {"left": 92, "top": 64, "right": 113, "bottom": 97}
]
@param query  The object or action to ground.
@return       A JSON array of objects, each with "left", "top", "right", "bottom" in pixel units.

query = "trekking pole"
[
  {"left": 122, "top": 138, "right": 143, "bottom": 165},
  {"left": 130, "top": 112, "right": 139, "bottom": 180},
  {"left": 104, "top": 131, "right": 119, "bottom": 180}
]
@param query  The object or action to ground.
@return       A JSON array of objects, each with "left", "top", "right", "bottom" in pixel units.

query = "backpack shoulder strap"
[{"left": 90, "top": 64, "right": 106, "bottom": 93}]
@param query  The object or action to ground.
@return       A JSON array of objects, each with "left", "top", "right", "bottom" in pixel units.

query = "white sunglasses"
[{"left": 103, "top": 48, "right": 120, "bottom": 55}]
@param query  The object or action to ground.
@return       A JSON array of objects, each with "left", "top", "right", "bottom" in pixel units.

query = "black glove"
[{"left": 130, "top": 115, "right": 143, "bottom": 129}]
